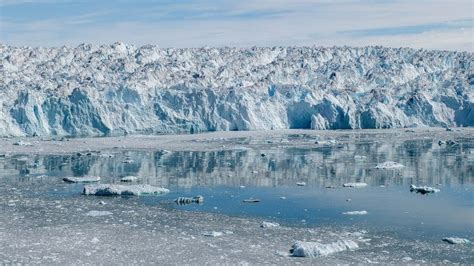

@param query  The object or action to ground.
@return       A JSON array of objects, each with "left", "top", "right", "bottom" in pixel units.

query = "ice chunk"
[
  {"left": 242, "top": 198, "right": 261, "bottom": 203},
  {"left": 410, "top": 185, "right": 440, "bottom": 194},
  {"left": 442, "top": 237, "right": 470, "bottom": 244},
  {"left": 343, "top": 182, "right": 367, "bottom": 188},
  {"left": 261, "top": 221, "right": 280, "bottom": 228},
  {"left": 63, "top": 176, "right": 101, "bottom": 183},
  {"left": 296, "top": 182, "right": 306, "bottom": 186},
  {"left": 290, "top": 240, "right": 359, "bottom": 257},
  {"left": 120, "top": 175, "right": 139, "bottom": 182},
  {"left": 13, "top": 140, "right": 33, "bottom": 146},
  {"left": 83, "top": 184, "right": 169, "bottom": 196},
  {"left": 85, "top": 210, "right": 113, "bottom": 217},
  {"left": 375, "top": 161, "right": 404, "bottom": 169},
  {"left": 203, "top": 231, "right": 224, "bottom": 237},
  {"left": 342, "top": 210, "right": 368, "bottom": 215},
  {"left": 174, "top": 196, "right": 204, "bottom": 205}
]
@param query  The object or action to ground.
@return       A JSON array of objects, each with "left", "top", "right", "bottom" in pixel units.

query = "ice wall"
[{"left": 1, "top": 43, "right": 472, "bottom": 136}]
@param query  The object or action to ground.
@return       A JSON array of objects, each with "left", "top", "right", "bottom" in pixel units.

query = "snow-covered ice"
[
  {"left": 83, "top": 184, "right": 169, "bottom": 196},
  {"left": 290, "top": 240, "right": 359, "bottom": 257},
  {"left": 120, "top": 175, "right": 139, "bottom": 182},
  {"left": 1, "top": 45, "right": 472, "bottom": 137}
]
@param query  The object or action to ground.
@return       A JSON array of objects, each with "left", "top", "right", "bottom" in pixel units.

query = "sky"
[{"left": 0, "top": 0, "right": 472, "bottom": 51}]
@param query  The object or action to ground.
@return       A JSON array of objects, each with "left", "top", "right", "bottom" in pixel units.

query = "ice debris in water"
[
  {"left": 83, "top": 184, "right": 169, "bottom": 196},
  {"left": 442, "top": 237, "right": 470, "bottom": 244},
  {"left": 296, "top": 182, "right": 306, "bottom": 186},
  {"left": 410, "top": 185, "right": 440, "bottom": 194},
  {"left": 242, "top": 198, "right": 261, "bottom": 203},
  {"left": 260, "top": 221, "right": 280, "bottom": 228},
  {"left": 174, "top": 196, "right": 204, "bottom": 205},
  {"left": 120, "top": 175, "right": 139, "bottom": 182},
  {"left": 290, "top": 240, "right": 359, "bottom": 257},
  {"left": 85, "top": 210, "right": 113, "bottom": 217},
  {"left": 342, "top": 210, "right": 368, "bottom": 215},
  {"left": 13, "top": 140, "right": 32, "bottom": 146},
  {"left": 202, "top": 231, "right": 224, "bottom": 237},
  {"left": 375, "top": 161, "right": 404, "bottom": 169},
  {"left": 343, "top": 182, "right": 368, "bottom": 188},
  {"left": 63, "top": 176, "right": 101, "bottom": 183}
]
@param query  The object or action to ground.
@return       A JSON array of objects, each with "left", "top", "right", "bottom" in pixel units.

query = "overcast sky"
[{"left": 1, "top": 0, "right": 472, "bottom": 51}]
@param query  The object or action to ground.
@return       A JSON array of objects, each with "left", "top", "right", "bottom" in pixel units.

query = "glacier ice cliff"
[{"left": 0, "top": 43, "right": 473, "bottom": 137}]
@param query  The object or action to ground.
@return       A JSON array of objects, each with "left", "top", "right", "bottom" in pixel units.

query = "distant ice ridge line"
[{"left": 1, "top": 43, "right": 473, "bottom": 137}]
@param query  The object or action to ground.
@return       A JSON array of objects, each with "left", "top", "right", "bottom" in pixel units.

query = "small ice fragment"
[
  {"left": 83, "top": 184, "right": 169, "bottom": 196},
  {"left": 13, "top": 140, "right": 33, "bottom": 146},
  {"left": 239, "top": 185, "right": 246, "bottom": 189},
  {"left": 98, "top": 201, "right": 107, "bottom": 205},
  {"left": 85, "top": 210, "right": 112, "bottom": 217},
  {"left": 91, "top": 237, "right": 100, "bottom": 244},
  {"left": 280, "top": 196, "right": 287, "bottom": 200},
  {"left": 120, "top": 175, "right": 138, "bottom": 182},
  {"left": 346, "top": 198, "right": 352, "bottom": 202},
  {"left": 343, "top": 182, "right": 367, "bottom": 188},
  {"left": 375, "top": 161, "right": 404, "bottom": 169},
  {"left": 243, "top": 198, "right": 261, "bottom": 203},
  {"left": 203, "top": 231, "right": 223, "bottom": 237},
  {"left": 63, "top": 176, "right": 100, "bottom": 183},
  {"left": 410, "top": 185, "right": 440, "bottom": 194},
  {"left": 325, "top": 185, "right": 337, "bottom": 189},
  {"left": 261, "top": 221, "right": 280, "bottom": 228},
  {"left": 174, "top": 196, "right": 204, "bottom": 205},
  {"left": 296, "top": 182, "right": 306, "bottom": 186},
  {"left": 290, "top": 240, "right": 359, "bottom": 257},
  {"left": 442, "top": 237, "right": 470, "bottom": 244},
  {"left": 252, "top": 170, "right": 258, "bottom": 174},
  {"left": 438, "top": 140, "right": 446, "bottom": 145},
  {"left": 342, "top": 210, "right": 368, "bottom": 215}
]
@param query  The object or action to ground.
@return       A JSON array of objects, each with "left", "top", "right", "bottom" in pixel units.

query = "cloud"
[{"left": 1, "top": 0, "right": 473, "bottom": 51}]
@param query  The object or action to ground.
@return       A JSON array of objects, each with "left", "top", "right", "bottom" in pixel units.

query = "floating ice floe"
[
  {"left": 203, "top": 231, "right": 224, "bottom": 237},
  {"left": 242, "top": 198, "right": 261, "bottom": 203},
  {"left": 314, "top": 139, "right": 337, "bottom": 145},
  {"left": 175, "top": 196, "right": 204, "bottom": 205},
  {"left": 261, "top": 221, "right": 280, "bottom": 228},
  {"left": 85, "top": 210, "right": 113, "bottom": 217},
  {"left": 375, "top": 161, "right": 404, "bottom": 169},
  {"left": 410, "top": 185, "right": 440, "bottom": 194},
  {"left": 120, "top": 175, "right": 139, "bottom": 182},
  {"left": 343, "top": 182, "right": 368, "bottom": 188},
  {"left": 63, "top": 176, "right": 101, "bottom": 183},
  {"left": 123, "top": 158, "right": 134, "bottom": 164},
  {"left": 290, "top": 240, "right": 359, "bottom": 257},
  {"left": 13, "top": 140, "right": 33, "bottom": 146},
  {"left": 342, "top": 210, "right": 368, "bottom": 215},
  {"left": 442, "top": 237, "right": 470, "bottom": 244},
  {"left": 83, "top": 184, "right": 169, "bottom": 196},
  {"left": 296, "top": 182, "right": 306, "bottom": 186}
]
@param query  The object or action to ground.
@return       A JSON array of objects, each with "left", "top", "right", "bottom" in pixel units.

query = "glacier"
[{"left": 0, "top": 43, "right": 473, "bottom": 137}]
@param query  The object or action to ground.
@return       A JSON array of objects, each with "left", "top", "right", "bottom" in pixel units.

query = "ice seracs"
[
  {"left": 83, "top": 184, "right": 169, "bottom": 196},
  {"left": 290, "top": 240, "right": 359, "bottom": 257},
  {"left": 1, "top": 45, "right": 472, "bottom": 137}
]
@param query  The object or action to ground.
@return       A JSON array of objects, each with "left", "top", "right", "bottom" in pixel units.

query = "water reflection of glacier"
[{"left": 3, "top": 136, "right": 473, "bottom": 188}]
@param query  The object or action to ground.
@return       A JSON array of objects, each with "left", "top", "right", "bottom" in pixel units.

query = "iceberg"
[
  {"left": 442, "top": 237, "right": 470, "bottom": 244},
  {"left": 343, "top": 182, "right": 368, "bottom": 188},
  {"left": 63, "top": 176, "right": 101, "bottom": 183},
  {"left": 290, "top": 240, "right": 359, "bottom": 257},
  {"left": 1, "top": 44, "right": 472, "bottom": 137},
  {"left": 410, "top": 185, "right": 440, "bottom": 194},
  {"left": 375, "top": 161, "right": 404, "bottom": 169},
  {"left": 83, "top": 184, "right": 169, "bottom": 196}
]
